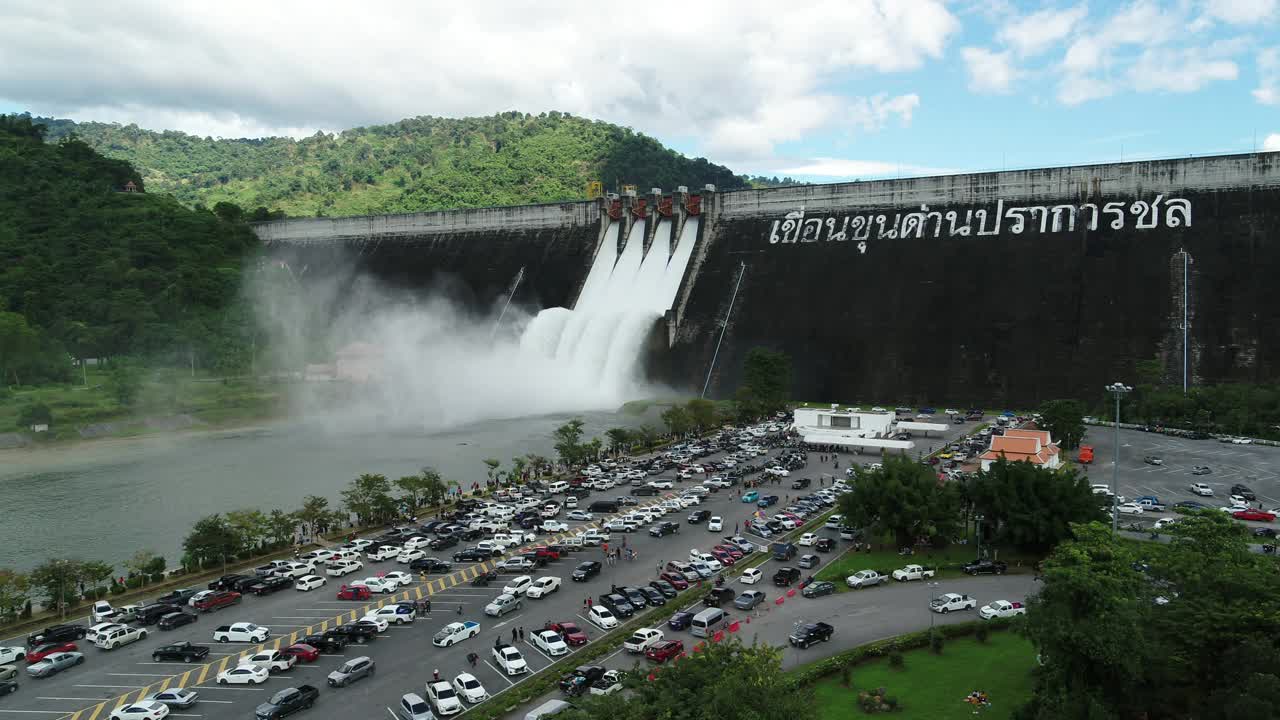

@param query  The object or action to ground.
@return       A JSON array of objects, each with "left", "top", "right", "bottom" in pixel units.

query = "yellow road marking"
[
  {"left": 113, "top": 694, "right": 129, "bottom": 710},
  {"left": 414, "top": 586, "right": 423, "bottom": 600},
  {"left": 158, "top": 676, "right": 172, "bottom": 692},
  {"left": 177, "top": 670, "right": 193, "bottom": 687},
  {"left": 86, "top": 703, "right": 105, "bottom": 720},
  {"left": 447, "top": 575, "right": 458, "bottom": 587},
  {"left": 133, "top": 686, "right": 151, "bottom": 703},
  {"left": 69, "top": 711, "right": 83, "bottom": 720}
]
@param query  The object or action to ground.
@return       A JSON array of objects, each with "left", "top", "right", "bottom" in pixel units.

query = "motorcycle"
[
  {"left": 1264, "top": 544, "right": 1277, "bottom": 555},
  {"left": 472, "top": 570, "right": 497, "bottom": 587}
]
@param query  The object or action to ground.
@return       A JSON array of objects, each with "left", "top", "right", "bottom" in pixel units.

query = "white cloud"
[
  {"left": 961, "top": 47, "right": 1019, "bottom": 93},
  {"left": 997, "top": 4, "right": 1087, "bottom": 57},
  {"left": 1256, "top": 47, "right": 1280, "bottom": 104},
  {"left": 0, "top": 0, "right": 960, "bottom": 164},
  {"left": 1202, "top": 0, "right": 1278, "bottom": 23},
  {"left": 1128, "top": 47, "right": 1239, "bottom": 92},
  {"left": 1266, "top": 133, "right": 1280, "bottom": 151},
  {"left": 776, "top": 157, "right": 956, "bottom": 178}
]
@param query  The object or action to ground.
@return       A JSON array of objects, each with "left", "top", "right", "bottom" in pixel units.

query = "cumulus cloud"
[
  {"left": 1266, "top": 133, "right": 1280, "bottom": 151},
  {"left": 776, "top": 157, "right": 956, "bottom": 178},
  {"left": 0, "top": 0, "right": 959, "bottom": 163},
  {"left": 997, "top": 4, "right": 1087, "bottom": 57},
  {"left": 961, "top": 47, "right": 1019, "bottom": 93},
  {"left": 1256, "top": 47, "right": 1280, "bottom": 104},
  {"left": 1202, "top": 0, "right": 1278, "bottom": 23},
  {"left": 1128, "top": 47, "right": 1239, "bottom": 92}
]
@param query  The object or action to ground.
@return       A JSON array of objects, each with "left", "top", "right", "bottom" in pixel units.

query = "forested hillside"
[
  {"left": 34, "top": 111, "right": 752, "bottom": 217},
  {"left": 0, "top": 115, "right": 259, "bottom": 383}
]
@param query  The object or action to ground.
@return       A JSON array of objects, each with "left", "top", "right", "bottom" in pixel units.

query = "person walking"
[
  {"left": 511, "top": 627, "right": 518, "bottom": 642},
  {"left": 587, "top": 596, "right": 593, "bottom": 609},
  {"left": 433, "top": 669, "right": 440, "bottom": 682}
]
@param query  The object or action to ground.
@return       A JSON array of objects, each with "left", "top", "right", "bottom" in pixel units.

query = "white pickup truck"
[
  {"left": 366, "top": 545, "right": 399, "bottom": 562},
  {"left": 979, "top": 600, "right": 1026, "bottom": 619},
  {"left": 244, "top": 649, "right": 295, "bottom": 672},
  {"left": 845, "top": 570, "right": 888, "bottom": 589},
  {"left": 491, "top": 644, "right": 528, "bottom": 675},
  {"left": 930, "top": 593, "right": 978, "bottom": 613},
  {"left": 891, "top": 564, "right": 936, "bottom": 582},
  {"left": 432, "top": 621, "right": 480, "bottom": 647}
]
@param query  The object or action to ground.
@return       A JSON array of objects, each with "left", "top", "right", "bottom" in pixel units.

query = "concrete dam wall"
[{"left": 255, "top": 152, "right": 1280, "bottom": 406}]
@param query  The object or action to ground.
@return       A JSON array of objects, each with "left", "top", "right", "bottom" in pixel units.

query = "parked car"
[
  {"left": 327, "top": 656, "right": 375, "bottom": 688},
  {"left": 255, "top": 685, "right": 319, "bottom": 718},
  {"left": 27, "top": 651, "right": 84, "bottom": 677},
  {"left": 645, "top": 640, "right": 684, "bottom": 663},
  {"left": 788, "top": 623, "right": 833, "bottom": 649},
  {"left": 930, "top": 593, "right": 978, "bottom": 613},
  {"left": 979, "top": 600, "right": 1026, "bottom": 619},
  {"left": 802, "top": 581, "right": 836, "bottom": 598},
  {"left": 157, "top": 612, "right": 197, "bottom": 631},
  {"left": 962, "top": 559, "right": 1008, "bottom": 576},
  {"left": 892, "top": 564, "right": 936, "bottom": 582},
  {"left": 152, "top": 641, "right": 209, "bottom": 663},
  {"left": 734, "top": 590, "right": 767, "bottom": 610}
]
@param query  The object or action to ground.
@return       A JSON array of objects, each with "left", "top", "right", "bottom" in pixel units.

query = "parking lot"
[{"left": 1084, "top": 426, "right": 1280, "bottom": 509}]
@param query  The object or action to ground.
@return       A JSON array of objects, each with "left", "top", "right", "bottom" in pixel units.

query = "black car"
[
  {"left": 409, "top": 558, "right": 452, "bottom": 573},
  {"left": 571, "top": 561, "right": 602, "bottom": 581},
  {"left": 453, "top": 547, "right": 491, "bottom": 563},
  {"left": 687, "top": 510, "right": 711, "bottom": 524},
  {"left": 299, "top": 633, "right": 348, "bottom": 653},
  {"left": 639, "top": 586, "right": 667, "bottom": 606},
  {"left": 546, "top": 543, "right": 574, "bottom": 556},
  {"left": 136, "top": 603, "right": 184, "bottom": 626},
  {"left": 208, "top": 574, "right": 252, "bottom": 591},
  {"left": 789, "top": 622, "right": 834, "bottom": 649},
  {"left": 772, "top": 567, "right": 801, "bottom": 587},
  {"left": 802, "top": 581, "right": 836, "bottom": 598},
  {"left": 152, "top": 641, "right": 210, "bottom": 663},
  {"left": 0, "top": 678, "right": 15, "bottom": 696},
  {"left": 559, "top": 665, "right": 605, "bottom": 694},
  {"left": 620, "top": 586, "right": 649, "bottom": 608},
  {"left": 1254, "top": 527, "right": 1278, "bottom": 538},
  {"left": 1232, "top": 484, "right": 1258, "bottom": 501},
  {"left": 158, "top": 612, "right": 198, "bottom": 630},
  {"left": 648, "top": 580, "right": 678, "bottom": 598},
  {"left": 428, "top": 536, "right": 457, "bottom": 551},
  {"left": 703, "top": 587, "right": 736, "bottom": 607},
  {"left": 156, "top": 588, "right": 200, "bottom": 605},
  {"left": 599, "top": 593, "right": 636, "bottom": 618},
  {"left": 631, "top": 486, "right": 659, "bottom": 496},
  {"left": 251, "top": 576, "right": 292, "bottom": 596},
  {"left": 419, "top": 520, "right": 445, "bottom": 533},
  {"left": 27, "top": 624, "right": 86, "bottom": 646},
  {"left": 665, "top": 609, "right": 696, "bottom": 627},
  {"left": 962, "top": 559, "right": 1008, "bottom": 576},
  {"left": 649, "top": 522, "right": 680, "bottom": 538},
  {"left": 331, "top": 623, "right": 378, "bottom": 644},
  {"left": 815, "top": 538, "right": 836, "bottom": 552}
]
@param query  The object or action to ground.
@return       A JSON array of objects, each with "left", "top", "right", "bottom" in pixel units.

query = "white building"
[{"left": 792, "top": 407, "right": 915, "bottom": 452}]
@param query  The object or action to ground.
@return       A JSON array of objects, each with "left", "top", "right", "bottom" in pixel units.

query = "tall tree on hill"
[
  {"left": 661, "top": 405, "right": 693, "bottom": 437},
  {"left": 605, "top": 427, "right": 632, "bottom": 453},
  {"left": 739, "top": 347, "right": 792, "bottom": 417},
  {"left": 552, "top": 418, "right": 587, "bottom": 466},
  {"left": 1037, "top": 399, "right": 1087, "bottom": 449},
  {"left": 686, "top": 397, "right": 718, "bottom": 432},
  {"left": 341, "top": 473, "right": 396, "bottom": 525},
  {"left": 837, "top": 455, "right": 960, "bottom": 549},
  {"left": 968, "top": 459, "right": 1106, "bottom": 552}
]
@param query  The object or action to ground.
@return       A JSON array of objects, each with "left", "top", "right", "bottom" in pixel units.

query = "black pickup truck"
[
  {"left": 208, "top": 574, "right": 252, "bottom": 591},
  {"left": 152, "top": 641, "right": 210, "bottom": 663},
  {"left": 250, "top": 576, "right": 292, "bottom": 596},
  {"left": 559, "top": 665, "right": 605, "bottom": 695},
  {"left": 789, "top": 622, "right": 834, "bottom": 649},
  {"left": 331, "top": 623, "right": 378, "bottom": 644},
  {"left": 254, "top": 685, "right": 318, "bottom": 719}
]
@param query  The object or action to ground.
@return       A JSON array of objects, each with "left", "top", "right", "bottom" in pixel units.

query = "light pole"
[
  {"left": 1106, "top": 382, "right": 1132, "bottom": 533},
  {"left": 927, "top": 581, "right": 941, "bottom": 644},
  {"left": 974, "top": 514, "right": 984, "bottom": 559}
]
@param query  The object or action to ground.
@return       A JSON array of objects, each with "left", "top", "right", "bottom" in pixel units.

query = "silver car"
[
  {"left": 327, "top": 656, "right": 375, "bottom": 687},
  {"left": 27, "top": 652, "right": 84, "bottom": 678},
  {"left": 146, "top": 687, "right": 199, "bottom": 709},
  {"left": 0, "top": 664, "right": 17, "bottom": 682},
  {"left": 398, "top": 692, "right": 434, "bottom": 720}
]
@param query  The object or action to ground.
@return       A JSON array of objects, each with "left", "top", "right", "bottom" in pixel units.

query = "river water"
[{"left": 0, "top": 410, "right": 646, "bottom": 572}]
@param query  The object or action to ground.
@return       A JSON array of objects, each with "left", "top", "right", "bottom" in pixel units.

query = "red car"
[
  {"left": 711, "top": 549, "right": 736, "bottom": 566},
  {"left": 194, "top": 591, "right": 242, "bottom": 612},
  {"left": 645, "top": 639, "right": 684, "bottom": 663},
  {"left": 27, "top": 641, "right": 77, "bottom": 663},
  {"left": 534, "top": 546, "right": 561, "bottom": 561},
  {"left": 545, "top": 621, "right": 588, "bottom": 646},
  {"left": 659, "top": 572, "right": 689, "bottom": 590},
  {"left": 714, "top": 545, "right": 744, "bottom": 560},
  {"left": 282, "top": 643, "right": 320, "bottom": 663},
  {"left": 1233, "top": 509, "right": 1276, "bottom": 522},
  {"left": 336, "top": 584, "right": 372, "bottom": 601}
]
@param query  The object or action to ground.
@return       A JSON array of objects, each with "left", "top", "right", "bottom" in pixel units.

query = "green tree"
[
  {"left": 28, "top": 559, "right": 85, "bottom": 614},
  {"left": 552, "top": 418, "right": 587, "bottom": 466},
  {"left": 739, "top": 347, "right": 792, "bottom": 415},
  {"left": 734, "top": 385, "right": 760, "bottom": 423},
  {"left": 395, "top": 473, "right": 432, "bottom": 511},
  {"left": 0, "top": 311, "right": 38, "bottom": 386},
  {"left": 968, "top": 459, "right": 1107, "bottom": 552},
  {"left": 605, "top": 427, "right": 632, "bottom": 453},
  {"left": 108, "top": 358, "right": 143, "bottom": 407},
  {"left": 0, "top": 568, "right": 30, "bottom": 623},
  {"left": 225, "top": 508, "right": 269, "bottom": 554},
  {"left": 295, "top": 495, "right": 331, "bottom": 537},
  {"left": 482, "top": 458, "right": 503, "bottom": 485},
  {"left": 267, "top": 509, "right": 298, "bottom": 547},
  {"left": 420, "top": 467, "right": 451, "bottom": 507},
  {"left": 182, "top": 514, "right": 239, "bottom": 568},
  {"left": 686, "top": 397, "right": 718, "bottom": 432},
  {"left": 837, "top": 455, "right": 961, "bottom": 549},
  {"left": 661, "top": 405, "right": 693, "bottom": 436},
  {"left": 1037, "top": 399, "right": 1087, "bottom": 450},
  {"left": 124, "top": 550, "right": 160, "bottom": 585},
  {"left": 341, "top": 473, "right": 397, "bottom": 525},
  {"left": 16, "top": 402, "right": 52, "bottom": 429},
  {"left": 636, "top": 425, "right": 659, "bottom": 451},
  {"left": 79, "top": 560, "right": 115, "bottom": 596}
]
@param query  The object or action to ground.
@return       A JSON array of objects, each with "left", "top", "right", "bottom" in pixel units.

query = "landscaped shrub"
[
  {"left": 975, "top": 625, "right": 990, "bottom": 644},
  {"left": 842, "top": 666, "right": 854, "bottom": 687},
  {"left": 858, "top": 687, "right": 898, "bottom": 713},
  {"left": 125, "top": 576, "right": 143, "bottom": 589},
  {"left": 110, "top": 583, "right": 125, "bottom": 595},
  {"left": 930, "top": 634, "right": 945, "bottom": 654},
  {"left": 888, "top": 651, "right": 904, "bottom": 669}
]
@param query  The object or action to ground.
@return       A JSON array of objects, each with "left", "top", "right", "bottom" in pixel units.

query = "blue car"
[
  {"left": 742, "top": 491, "right": 759, "bottom": 503},
  {"left": 667, "top": 611, "right": 695, "bottom": 631},
  {"left": 757, "top": 495, "right": 779, "bottom": 508}
]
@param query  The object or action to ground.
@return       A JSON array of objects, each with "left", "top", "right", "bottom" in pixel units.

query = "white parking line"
[
  {"left": 192, "top": 685, "right": 265, "bottom": 691},
  {"left": 0, "top": 710, "right": 80, "bottom": 714},
  {"left": 73, "top": 684, "right": 142, "bottom": 689},
  {"left": 108, "top": 673, "right": 175, "bottom": 677},
  {"left": 272, "top": 616, "right": 335, "bottom": 619},
  {"left": 482, "top": 660, "right": 515, "bottom": 686}
]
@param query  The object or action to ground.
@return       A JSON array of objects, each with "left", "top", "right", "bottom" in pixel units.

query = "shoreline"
[{"left": 0, "top": 416, "right": 284, "bottom": 463}]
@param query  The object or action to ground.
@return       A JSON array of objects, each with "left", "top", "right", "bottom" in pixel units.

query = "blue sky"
[{"left": 1, "top": 0, "right": 1277, "bottom": 182}]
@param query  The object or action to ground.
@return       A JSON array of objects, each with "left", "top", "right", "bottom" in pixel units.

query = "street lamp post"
[
  {"left": 974, "top": 514, "right": 984, "bottom": 560},
  {"left": 927, "top": 581, "right": 940, "bottom": 644},
  {"left": 1106, "top": 382, "right": 1133, "bottom": 533}
]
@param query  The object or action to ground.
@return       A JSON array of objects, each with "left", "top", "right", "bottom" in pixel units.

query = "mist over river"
[{"left": 0, "top": 409, "right": 648, "bottom": 572}]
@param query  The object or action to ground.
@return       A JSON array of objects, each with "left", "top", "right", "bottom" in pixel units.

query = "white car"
[
  {"left": 345, "top": 538, "right": 374, "bottom": 551},
  {"left": 0, "top": 647, "right": 26, "bottom": 664},
  {"left": 648, "top": 480, "right": 674, "bottom": 489},
  {"left": 273, "top": 561, "right": 314, "bottom": 578},
  {"left": 503, "top": 575, "right": 533, "bottom": 597},
  {"left": 739, "top": 568, "right": 763, "bottom": 585},
  {"left": 588, "top": 605, "right": 618, "bottom": 629},
  {"left": 364, "top": 606, "right": 414, "bottom": 625},
  {"left": 326, "top": 559, "right": 363, "bottom": 577},
  {"left": 93, "top": 624, "right": 148, "bottom": 650},
  {"left": 186, "top": 591, "right": 215, "bottom": 608},
  {"left": 452, "top": 672, "right": 489, "bottom": 703},
  {"left": 979, "top": 600, "right": 1026, "bottom": 619},
  {"left": 1232, "top": 436, "right": 1253, "bottom": 444},
  {"left": 426, "top": 680, "right": 463, "bottom": 716},
  {"left": 432, "top": 621, "right": 481, "bottom": 647},
  {"left": 531, "top": 629, "right": 569, "bottom": 656},
  {"left": 797, "top": 533, "right": 818, "bottom": 546},
  {"left": 383, "top": 570, "right": 413, "bottom": 587},
  {"left": 88, "top": 622, "right": 126, "bottom": 644},
  {"left": 213, "top": 622, "right": 269, "bottom": 643},
  {"left": 491, "top": 645, "right": 528, "bottom": 675},
  {"left": 707, "top": 516, "right": 723, "bottom": 531},
  {"left": 623, "top": 628, "right": 664, "bottom": 653},
  {"left": 930, "top": 593, "right": 978, "bottom": 613},
  {"left": 216, "top": 663, "right": 269, "bottom": 685},
  {"left": 110, "top": 700, "right": 170, "bottom": 720},
  {"left": 243, "top": 649, "right": 295, "bottom": 673},
  {"left": 397, "top": 549, "right": 426, "bottom": 564},
  {"left": 567, "top": 510, "right": 594, "bottom": 521},
  {"left": 542, "top": 520, "right": 569, "bottom": 533},
  {"left": 892, "top": 564, "right": 936, "bottom": 582},
  {"left": 1191, "top": 482, "right": 1214, "bottom": 497},
  {"left": 484, "top": 594, "right": 522, "bottom": 617},
  {"left": 525, "top": 576, "right": 562, "bottom": 599},
  {"left": 361, "top": 576, "right": 399, "bottom": 594},
  {"left": 1116, "top": 502, "right": 1144, "bottom": 515},
  {"left": 688, "top": 551, "right": 722, "bottom": 572},
  {"left": 403, "top": 536, "right": 432, "bottom": 551},
  {"left": 358, "top": 615, "right": 390, "bottom": 633},
  {"left": 294, "top": 575, "right": 327, "bottom": 591},
  {"left": 1153, "top": 517, "right": 1179, "bottom": 530},
  {"left": 366, "top": 545, "right": 400, "bottom": 562}
]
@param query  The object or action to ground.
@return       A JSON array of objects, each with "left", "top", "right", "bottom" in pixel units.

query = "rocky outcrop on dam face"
[{"left": 671, "top": 152, "right": 1280, "bottom": 406}]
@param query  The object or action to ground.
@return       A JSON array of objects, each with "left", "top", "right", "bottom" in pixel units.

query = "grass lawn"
[
  {"left": 815, "top": 542, "right": 1040, "bottom": 588},
  {"left": 810, "top": 632, "right": 1037, "bottom": 720}
]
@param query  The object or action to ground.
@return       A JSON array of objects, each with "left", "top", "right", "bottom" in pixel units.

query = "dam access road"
[{"left": 1, "top": 429, "right": 1032, "bottom": 720}]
